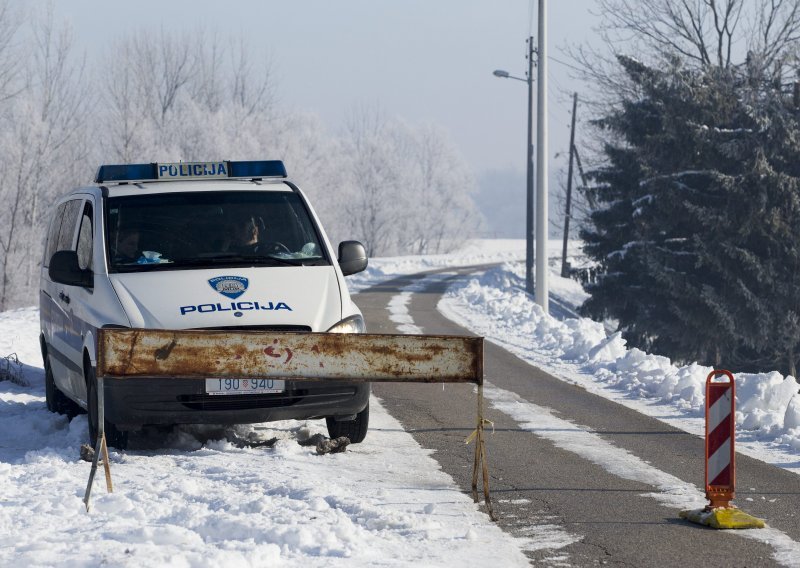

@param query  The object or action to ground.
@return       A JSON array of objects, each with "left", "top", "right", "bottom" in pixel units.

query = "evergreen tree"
[{"left": 581, "top": 56, "right": 800, "bottom": 374}]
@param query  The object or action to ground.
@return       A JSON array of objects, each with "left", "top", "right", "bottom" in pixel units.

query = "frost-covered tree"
[
  {"left": 0, "top": 15, "right": 480, "bottom": 310},
  {"left": 404, "top": 123, "right": 481, "bottom": 255},
  {"left": 340, "top": 107, "right": 480, "bottom": 257},
  {"left": 101, "top": 30, "right": 280, "bottom": 164},
  {"left": 0, "top": 4, "right": 90, "bottom": 310}
]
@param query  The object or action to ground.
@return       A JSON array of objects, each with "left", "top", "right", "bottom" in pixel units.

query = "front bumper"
[{"left": 103, "top": 378, "right": 370, "bottom": 430}]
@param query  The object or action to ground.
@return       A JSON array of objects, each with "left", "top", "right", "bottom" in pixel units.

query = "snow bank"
[
  {"left": 439, "top": 264, "right": 800, "bottom": 461},
  {"left": 346, "top": 238, "right": 586, "bottom": 293}
]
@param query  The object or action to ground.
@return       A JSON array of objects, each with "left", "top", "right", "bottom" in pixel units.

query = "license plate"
[{"left": 205, "top": 378, "right": 286, "bottom": 395}]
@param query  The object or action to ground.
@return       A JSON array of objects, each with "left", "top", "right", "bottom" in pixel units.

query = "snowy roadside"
[
  {"left": 346, "top": 238, "right": 538, "bottom": 293},
  {"left": 436, "top": 262, "right": 800, "bottom": 475},
  {"left": 381, "top": 264, "right": 800, "bottom": 567},
  {"left": 6, "top": 235, "right": 797, "bottom": 565},
  {"left": 348, "top": 237, "right": 800, "bottom": 474},
  {"left": 0, "top": 318, "right": 533, "bottom": 565}
]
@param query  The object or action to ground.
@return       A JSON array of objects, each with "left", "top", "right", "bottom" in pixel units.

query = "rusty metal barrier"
[{"left": 85, "top": 329, "right": 495, "bottom": 520}]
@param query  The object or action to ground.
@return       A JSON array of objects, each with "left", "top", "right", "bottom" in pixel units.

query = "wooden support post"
[
  {"left": 83, "top": 374, "right": 113, "bottom": 511},
  {"left": 471, "top": 384, "right": 496, "bottom": 521}
]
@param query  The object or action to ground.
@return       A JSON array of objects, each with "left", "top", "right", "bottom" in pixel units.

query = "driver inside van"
[
  {"left": 223, "top": 216, "right": 260, "bottom": 254},
  {"left": 115, "top": 229, "right": 140, "bottom": 263}
]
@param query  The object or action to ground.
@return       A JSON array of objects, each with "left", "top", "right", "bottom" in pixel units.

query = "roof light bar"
[{"left": 94, "top": 160, "right": 287, "bottom": 183}]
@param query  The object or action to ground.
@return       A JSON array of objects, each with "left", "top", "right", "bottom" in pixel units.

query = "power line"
[{"left": 547, "top": 54, "right": 584, "bottom": 74}]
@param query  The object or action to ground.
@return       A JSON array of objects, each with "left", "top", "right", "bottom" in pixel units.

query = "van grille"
[
  {"left": 176, "top": 386, "right": 357, "bottom": 411},
  {"left": 177, "top": 392, "right": 304, "bottom": 411}
]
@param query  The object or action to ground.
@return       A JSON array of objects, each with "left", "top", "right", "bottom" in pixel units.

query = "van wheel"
[
  {"left": 87, "top": 368, "right": 129, "bottom": 450},
  {"left": 326, "top": 402, "right": 369, "bottom": 443},
  {"left": 44, "top": 357, "right": 81, "bottom": 418}
]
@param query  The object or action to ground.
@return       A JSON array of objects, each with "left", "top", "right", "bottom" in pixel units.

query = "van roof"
[{"left": 99, "top": 178, "right": 294, "bottom": 198}]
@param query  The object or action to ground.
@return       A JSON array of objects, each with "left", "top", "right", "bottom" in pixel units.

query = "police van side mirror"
[
  {"left": 49, "top": 250, "right": 93, "bottom": 288},
  {"left": 338, "top": 241, "right": 368, "bottom": 276}
]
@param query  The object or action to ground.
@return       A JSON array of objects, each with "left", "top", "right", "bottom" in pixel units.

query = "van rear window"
[{"left": 105, "top": 191, "right": 329, "bottom": 272}]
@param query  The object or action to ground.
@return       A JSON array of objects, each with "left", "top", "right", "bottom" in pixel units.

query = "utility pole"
[
  {"left": 561, "top": 92, "right": 578, "bottom": 278},
  {"left": 535, "top": 0, "right": 549, "bottom": 313},
  {"left": 525, "top": 37, "right": 535, "bottom": 295},
  {"left": 572, "top": 145, "right": 593, "bottom": 209},
  {"left": 492, "top": 38, "right": 536, "bottom": 295}
]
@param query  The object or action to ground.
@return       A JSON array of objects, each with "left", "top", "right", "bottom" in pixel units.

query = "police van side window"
[
  {"left": 55, "top": 199, "right": 83, "bottom": 254},
  {"left": 44, "top": 203, "right": 67, "bottom": 266},
  {"left": 76, "top": 203, "right": 93, "bottom": 271}
]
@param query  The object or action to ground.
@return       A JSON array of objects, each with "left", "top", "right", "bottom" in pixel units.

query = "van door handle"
[{"left": 58, "top": 291, "right": 70, "bottom": 304}]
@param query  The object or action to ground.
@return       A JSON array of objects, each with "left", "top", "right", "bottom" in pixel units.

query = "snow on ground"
[
  {"left": 436, "top": 261, "right": 800, "bottom": 474},
  {"left": 0, "top": 307, "right": 533, "bottom": 567},
  {"left": 346, "top": 238, "right": 570, "bottom": 293},
  {"left": 5, "top": 236, "right": 800, "bottom": 565}
]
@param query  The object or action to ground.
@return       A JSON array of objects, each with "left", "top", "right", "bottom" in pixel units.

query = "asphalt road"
[{"left": 355, "top": 266, "right": 800, "bottom": 567}]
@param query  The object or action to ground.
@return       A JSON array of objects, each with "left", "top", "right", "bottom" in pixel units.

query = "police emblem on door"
[{"left": 208, "top": 276, "right": 249, "bottom": 299}]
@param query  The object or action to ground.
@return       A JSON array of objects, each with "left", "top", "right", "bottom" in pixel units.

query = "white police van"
[{"left": 40, "top": 160, "right": 369, "bottom": 449}]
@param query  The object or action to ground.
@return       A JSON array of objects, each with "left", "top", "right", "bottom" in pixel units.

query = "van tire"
[
  {"left": 87, "top": 368, "right": 129, "bottom": 450},
  {"left": 44, "top": 356, "right": 81, "bottom": 418},
  {"left": 326, "top": 402, "right": 369, "bottom": 443}
]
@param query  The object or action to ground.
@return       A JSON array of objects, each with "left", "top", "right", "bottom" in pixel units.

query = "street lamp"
[
  {"left": 492, "top": 37, "right": 535, "bottom": 297},
  {"left": 535, "top": 0, "right": 549, "bottom": 314}
]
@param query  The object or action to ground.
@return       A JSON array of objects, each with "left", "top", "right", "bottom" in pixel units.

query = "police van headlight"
[{"left": 327, "top": 315, "right": 365, "bottom": 334}]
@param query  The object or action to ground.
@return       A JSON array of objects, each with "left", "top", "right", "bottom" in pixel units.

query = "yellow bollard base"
[{"left": 679, "top": 507, "right": 765, "bottom": 529}]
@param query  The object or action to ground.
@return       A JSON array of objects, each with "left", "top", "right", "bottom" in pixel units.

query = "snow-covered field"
[{"left": 3, "top": 238, "right": 800, "bottom": 566}]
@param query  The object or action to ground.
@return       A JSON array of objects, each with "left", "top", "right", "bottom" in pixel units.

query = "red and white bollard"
[
  {"left": 680, "top": 369, "right": 765, "bottom": 528},
  {"left": 705, "top": 370, "right": 735, "bottom": 508}
]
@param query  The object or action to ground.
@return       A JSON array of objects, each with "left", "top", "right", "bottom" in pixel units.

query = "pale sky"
[{"left": 55, "top": 0, "right": 600, "bottom": 180}]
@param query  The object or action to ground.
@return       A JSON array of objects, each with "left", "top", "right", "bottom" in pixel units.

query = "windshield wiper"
[
  {"left": 112, "top": 254, "right": 327, "bottom": 272},
  {"left": 262, "top": 255, "right": 324, "bottom": 266},
  {"left": 168, "top": 254, "right": 324, "bottom": 267}
]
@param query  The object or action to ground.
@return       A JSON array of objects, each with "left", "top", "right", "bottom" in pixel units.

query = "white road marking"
[
  {"left": 388, "top": 276, "right": 583, "bottom": 558},
  {"left": 482, "top": 383, "right": 800, "bottom": 568},
  {"left": 388, "top": 272, "right": 800, "bottom": 567}
]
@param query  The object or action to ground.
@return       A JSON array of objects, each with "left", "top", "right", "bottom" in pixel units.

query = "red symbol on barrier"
[
  {"left": 705, "top": 370, "right": 736, "bottom": 509},
  {"left": 263, "top": 343, "right": 293, "bottom": 363},
  {"left": 263, "top": 346, "right": 281, "bottom": 358}
]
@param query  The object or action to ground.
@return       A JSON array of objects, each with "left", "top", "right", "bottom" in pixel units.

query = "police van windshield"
[{"left": 105, "top": 191, "right": 329, "bottom": 272}]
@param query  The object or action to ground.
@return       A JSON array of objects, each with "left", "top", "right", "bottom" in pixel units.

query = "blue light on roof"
[
  {"left": 94, "top": 160, "right": 287, "bottom": 183},
  {"left": 229, "top": 160, "right": 287, "bottom": 178},
  {"left": 95, "top": 163, "right": 157, "bottom": 183}
]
